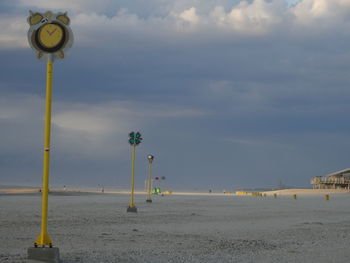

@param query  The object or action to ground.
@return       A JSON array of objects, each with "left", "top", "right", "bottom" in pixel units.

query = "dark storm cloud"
[{"left": 1, "top": 0, "right": 350, "bottom": 190}]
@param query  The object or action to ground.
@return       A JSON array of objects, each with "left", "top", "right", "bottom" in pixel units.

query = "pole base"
[
  {"left": 146, "top": 199, "right": 152, "bottom": 203},
  {"left": 127, "top": 206, "right": 137, "bottom": 213},
  {"left": 34, "top": 233, "right": 53, "bottom": 247},
  {"left": 27, "top": 247, "right": 60, "bottom": 263}
]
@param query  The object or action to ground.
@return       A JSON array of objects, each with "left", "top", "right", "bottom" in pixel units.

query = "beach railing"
[{"left": 311, "top": 176, "right": 350, "bottom": 188}]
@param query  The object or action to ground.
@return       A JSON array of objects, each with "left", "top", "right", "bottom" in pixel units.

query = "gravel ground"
[{"left": 1, "top": 193, "right": 350, "bottom": 262}]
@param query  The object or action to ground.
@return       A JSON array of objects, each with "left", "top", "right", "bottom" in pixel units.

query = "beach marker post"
[
  {"left": 26, "top": 10, "right": 73, "bottom": 261},
  {"left": 127, "top": 132, "right": 143, "bottom": 212},
  {"left": 146, "top": 155, "right": 154, "bottom": 203}
]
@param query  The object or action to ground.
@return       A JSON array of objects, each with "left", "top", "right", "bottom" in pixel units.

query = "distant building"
[{"left": 311, "top": 169, "right": 350, "bottom": 189}]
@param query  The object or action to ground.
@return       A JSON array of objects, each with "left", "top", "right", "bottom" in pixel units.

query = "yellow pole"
[
  {"left": 147, "top": 162, "right": 152, "bottom": 202},
  {"left": 129, "top": 145, "right": 136, "bottom": 207},
  {"left": 35, "top": 57, "right": 53, "bottom": 247}
]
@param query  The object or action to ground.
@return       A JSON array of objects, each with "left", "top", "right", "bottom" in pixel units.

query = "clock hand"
[{"left": 46, "top": 28, "right": 57, "bottom": 36}]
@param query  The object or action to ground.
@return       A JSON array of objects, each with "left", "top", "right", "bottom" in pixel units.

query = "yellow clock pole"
[
  {"left": 27, "top": 10, "right": 74, "bottom": 262},
  {"left": 35, "top": 54, "right": 54, "bottom": 247}
]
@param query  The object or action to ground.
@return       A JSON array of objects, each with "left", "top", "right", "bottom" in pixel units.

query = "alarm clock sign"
[{"left": 27, "top": 11, "right": 74, "bottom": 61}]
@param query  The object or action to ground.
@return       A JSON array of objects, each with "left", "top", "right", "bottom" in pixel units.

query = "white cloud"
[
  {"left": 69, "top": 0, "right": 350, "bottom": 41},
  {"left": 53, "top": 110, "right": 116, "bottom": 135},
  {"left": 210, "top": 0, "right": 284, "bottom": 34},
  {"left": 73, "top": 9, "right": 144, "bottom": 31},
  {"left": 0, "top": 16, "right": 28, "bottom": 49},
  {"left": 2, "top": 0, "right": 350, "bottom": 49},
  {"left": 18, "top": 0, "right": 115, "bottom": 13},
  {"left": 178, "top": 7, "right": 200, "bottom": 24},
  {"left": 290, "top": 0, "right": 350, "bottom": 27}
]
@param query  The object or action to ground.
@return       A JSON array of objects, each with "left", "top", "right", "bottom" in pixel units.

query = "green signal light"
[{"left": 128, "top": 131, "right": 142, "bottom": 145}]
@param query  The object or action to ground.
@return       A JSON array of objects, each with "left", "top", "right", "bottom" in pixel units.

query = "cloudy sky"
[{"left": 1, "top": 0, "right": 350, "bottom": 191}]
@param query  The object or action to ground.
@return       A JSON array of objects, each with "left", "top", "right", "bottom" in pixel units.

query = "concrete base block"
[
  {"left": 127, "top": 206, "right": 137, "bottom": 213},
  {"left": 27, "top": 247, "right": 60, "bottom": 263},
  {"left": 146, "top": 199, "right": 152, "bottom": 203}
]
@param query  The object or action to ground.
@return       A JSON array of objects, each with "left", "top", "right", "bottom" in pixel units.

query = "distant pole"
[{"left": 146, "top": 155, "right": 154, "bottom": 203}]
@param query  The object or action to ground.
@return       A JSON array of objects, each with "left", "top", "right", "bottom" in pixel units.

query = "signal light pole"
[
  {"left": 146, "top": 155, "right": 154, "bottom": 203},
  {"left": 127, "top": 131, "right": 142, "bottom": 213}
]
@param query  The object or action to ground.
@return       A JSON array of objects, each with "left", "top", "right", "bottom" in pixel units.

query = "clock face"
[{"left": 35, "top": 23, "right": 66, "bottom": 52}]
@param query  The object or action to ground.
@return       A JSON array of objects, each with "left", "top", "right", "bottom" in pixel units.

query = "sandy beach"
[{"left": 1, "top": 189, "right": 350, "bottom": 262}]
